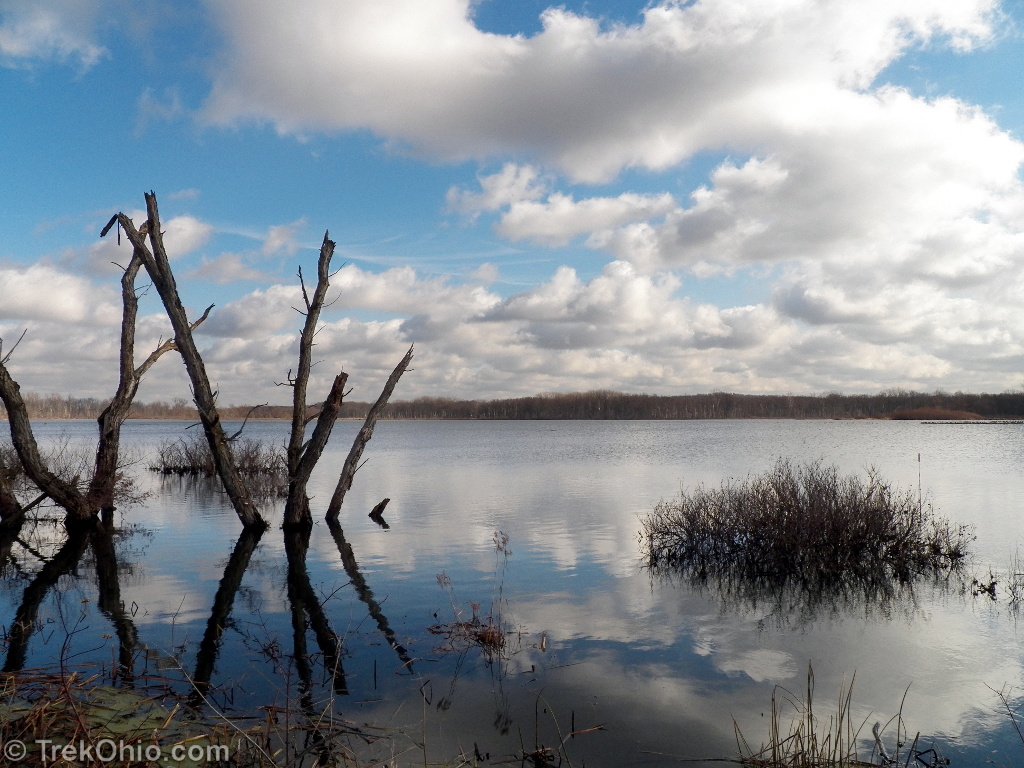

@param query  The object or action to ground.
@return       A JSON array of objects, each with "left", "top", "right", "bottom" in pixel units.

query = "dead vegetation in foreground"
[
  {"left": 642, "top": 459, "right": 972, "bottom": 587},
  {"left": 0, "top": 666, "right": 379, "bottom": 768},
  {"left": 0, "top": 663, "right": 603, "bottom": 768},
  {"left": 736, "top": 665, "right": 949, "bottom": 768}
]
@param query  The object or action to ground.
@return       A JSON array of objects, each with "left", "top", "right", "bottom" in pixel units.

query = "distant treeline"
[{"left": 4, "top": 388, "right": 1024, "bottom": 421}]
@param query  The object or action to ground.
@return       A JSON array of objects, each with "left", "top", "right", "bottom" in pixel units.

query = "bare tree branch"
[
  {"left": 0, "top": 329, "right": 27, "bottom": 366},
  {"left": 0, "top": 346, "right": 91, "bottom": 520},
  {"left": 326, "top": 345, "right": 413, "bottom": 522},
  {"left": 227, "top": 403, "right": 268, "bottom": 441},
  {"left": 282, "top": 232, "right": 340, "bottom": 527},
  {"left": 101, "top": 195, "right": 264, "bottom": 529}
]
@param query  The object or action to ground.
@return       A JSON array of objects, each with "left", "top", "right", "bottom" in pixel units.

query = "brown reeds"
[
  {"left": 736, "top": 665, "right": 867, "bottom": 767},
  {"left": 149, "top": 432, "right": 287, "bottom": 500},
  {"left": 736, "top": 664, "right": 948, "bottom": 768},
  {"left": 0, "top": 665, "right": 411, "bottom": 767},
  {"left": 642, "top": 459, "right": 972, "bottom": 585}
]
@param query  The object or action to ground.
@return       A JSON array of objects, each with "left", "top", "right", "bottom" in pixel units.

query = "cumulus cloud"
[
  {"left": 161, "top": 215, "right": 215, "bottom": 259},
  {"left": 0, "top": 0, "right": 106, "bottom": 68},
  {"left": 598, "top": 92, "right": 1024, "bottom": 272},
  {"left": 199, "top": 284, "right": 303, "bottom": 338},
  {"left": 10, "top": 0, "right": 1024, "bottom": 401},
  {"left": 497, "top": 188, "right": 677, "bottom": 246},
  {"left": 57, "top": 213, "right": 216, "bottom": 276},
  {"left": 0, "top": 264, "right": 119, "bottom": 325},
  {"left": 202, "top": 0, "right": 997, "bottom": 181},
  {"left": 446, "top": 164, "right": 546, "bottom": 216}
]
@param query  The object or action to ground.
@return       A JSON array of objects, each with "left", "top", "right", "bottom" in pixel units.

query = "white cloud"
[
  {"left": 57, "top": 213, "right": 216, "bottom": 276},
  {"left": 202, "top": 0, "right": 998, "bottom": 182},
  {"left": 446, "top": 164, "right": 546, "bottom": 216},
  {"left": 199, "top": 284, "right": 302, "bottom": 338},
  {"left": 0, "top": 0, "right": 106, "bottom": 69},
  {"left": 262, "top": 219, "right": 306, "bottom": 257},
  {"left": 161, "top": 215, "right": 215, "bottom": 259},
  {"left": 599, "top": 90, "right": 1024, "bottom": 273},
  {"left": 497, "top": 189, "right": 677, "bottom": 246},
  {"left": 189, "top": 253, "right": 273, "bottom": 284},
  {"left": 0, "top": 264, "right": 118, "bottom": 324}
]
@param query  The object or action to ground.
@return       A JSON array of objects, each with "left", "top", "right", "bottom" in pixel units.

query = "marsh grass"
[
  {"left": 0, "top": 664, "right": 485, "bottom": 768},
  {"left": 1, "top": 437, "right": 147, "bottom": 509},
  {"left": 149, "top": 432, "right": 287, "bottom": 500},
  {"left": 736, "top": 666, "right": 868, "bottom": 768},
  {"left": 736, "top": 665, "right": 947, "bottom": 768},
  {"left": 642, "top": 459, "right": 971, "bottom": 586}
]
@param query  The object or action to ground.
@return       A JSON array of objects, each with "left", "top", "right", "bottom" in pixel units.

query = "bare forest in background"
[{"left": 5, "top": 388, "right": 1024, "bottom": 422}]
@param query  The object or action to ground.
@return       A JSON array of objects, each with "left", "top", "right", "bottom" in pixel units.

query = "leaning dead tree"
[
  {"left": 0, "top": 245, "right": 192, "bottom": 525},
  {"left": 103, "top": 198, "right": 264, "bottom": 529},
  {"left": 103, "top": 192, "right": 412, "bottom": 528},
  {"left": 327, "top": 346, "right": 413, "bottom": 522}
]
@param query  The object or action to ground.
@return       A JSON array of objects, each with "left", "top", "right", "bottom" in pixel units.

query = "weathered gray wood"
[
  {"left": 86, "top": 251, "right": 194, "bottom": 512},
  {"left": 326, "top": 345, "right": 413, "bottom": 521},
  {"left": 0, "top": 358, "right": 91, "bottom": 519},
  {"left": 0, "top": 241, "right": 188, "bottom": 521},
  {"left": 102, "top": 194, "right": 265, "bottom": 529},
  {"left": 0, "top": 454, "right": 23, "bottom": 523},
  {"left": 282, "top": 233, "right": 348, "bottom": 527},
  {"left": 283, "top": 371, "right": 348, "bottom": 526}
]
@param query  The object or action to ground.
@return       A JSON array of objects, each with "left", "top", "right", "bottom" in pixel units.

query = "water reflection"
[
  {"left": 0, "top": 498, "right": 412, "bottom": 719},
  {"left": 191, "top": 526, "right": 264, "bottom": 704},
  {"left": 650, "top": 565, "right": 960, "bottom": 629},
  {"left": 5, "top": 420, "right": 1024, "bottom": 766},
  {"left": 327, "top": 520, "right": 412, "bottom": 670},
  {"left": 90, "top": 519, "right": 140, "bottom": 683}
]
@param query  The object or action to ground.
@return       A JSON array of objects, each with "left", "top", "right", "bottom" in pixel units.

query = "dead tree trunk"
[
  {"left": 281, "top": 234, "right": 349, "bottom": 528},
  {"left": 279, "top": 236, "right": 412, "bottom": 527},
  {"left": 0, "top": 350, "right": 92, "bottom": 520},
  {"left": 87, "top": 252, "right": 190, "bottom": 512},
  {"left": 102, "top": 192, "right": 412, "bottom": 528},
  {"left": 102, "top": 193, "right": 265, "bottom": 530},
  {"left": 0, "top": 454, "right": 24, "bottom": 524},
  {"left": 326, "top": 345, "right": 413, "bottom": 522},
  {"left": 0, "top": 250, "right": 189, "bottom": 523}
]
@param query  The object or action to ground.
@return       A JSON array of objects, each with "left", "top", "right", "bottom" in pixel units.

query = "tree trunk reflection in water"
[
  {"left": 90, "top": 519, "right": 139, "bottom": 683},
  {"left": 328, "top": 519, "right": 413, "bottom": 672},
  {"left": 284, "top": 527, "right": 347, "bottom": 697},
  {"left": 3, "top": 530, "right": 91, "bottom": 672},
  {"left": 190, "top": 526, "right": 264, "bottom": 707}
]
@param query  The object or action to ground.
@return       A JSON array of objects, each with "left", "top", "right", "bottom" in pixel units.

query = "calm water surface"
[{"left": 3, "top": 419, "right": 1024, "bottom": 766}]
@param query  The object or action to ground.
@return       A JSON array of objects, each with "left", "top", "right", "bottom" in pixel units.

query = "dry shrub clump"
[
  {"left": 642, "top": 460, "right": 971, "bottom": 585},
  {"left": 149, "top": 432, "right": 288, "bottom": 502},
  {"left": 151, "top": 432, "right": 285, "bottom": 483}
]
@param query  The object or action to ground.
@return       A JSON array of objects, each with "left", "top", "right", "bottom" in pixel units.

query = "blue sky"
[{"left": 2, "top": 0, "right": 1024, "bottom": 403}]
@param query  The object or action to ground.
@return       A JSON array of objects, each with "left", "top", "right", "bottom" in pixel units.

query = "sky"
[{"left": 2, "top": 0, "right": 1024, "bottom": 404}]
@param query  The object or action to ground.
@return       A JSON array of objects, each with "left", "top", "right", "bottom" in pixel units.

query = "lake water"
[{"left": 3, "top": 418, "right": 1024, "bottom": 766}]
